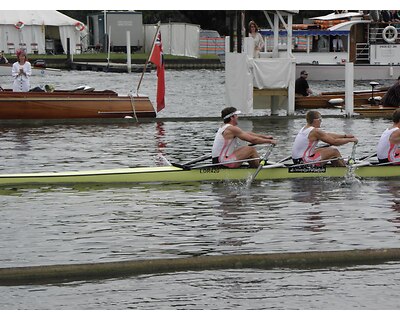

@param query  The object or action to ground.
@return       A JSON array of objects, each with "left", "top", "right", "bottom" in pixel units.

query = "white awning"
[
  {"left": 310, "top": 12, "right": 363, "bottom": 21},
  {"left": 328, "top": 20, "right": 371, "bottom": 32}
]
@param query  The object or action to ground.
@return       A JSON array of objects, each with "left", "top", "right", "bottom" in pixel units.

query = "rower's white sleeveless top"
[
  {"left": 292, "top": 126, "right": 318, "bottom": 159},
  {"left": 212, "top": 124, "right": 240, "bottom": 160},
  {"left": 377, "top": 127, "right": 399, "bottom": 160}
]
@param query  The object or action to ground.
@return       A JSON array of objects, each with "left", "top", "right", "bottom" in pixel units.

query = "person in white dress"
[
  {"left": 12, "top": 50, "right": 32, "bottom": 92},
  {"left": 248, "top": 20, "right": 264, "bottom": 58}
]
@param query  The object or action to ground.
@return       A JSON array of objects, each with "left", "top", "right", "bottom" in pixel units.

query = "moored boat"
[
  {"left": 0, "top": 161, "right": 398, "bottom": 187},
  {"left": 0, "top": 88, "right": 156, "bottom": 119},
  {"left": 260, "top": 11, "right": 400, "bottom": 81},
  {"left": 295, "top": 87, "right": 388, "bottom": 109},
  {"left": 354, "top": 105, "right": 397, "bottom": 117}
]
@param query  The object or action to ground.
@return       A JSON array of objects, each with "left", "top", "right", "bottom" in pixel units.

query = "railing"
[
  {"left": 355, "top": 43, "right": 370, "bottom": 63},
  {"left": 369, "top": 25, "right": 400, "bottom": 44},
  {"left": 199, "top": 37, "right": 225, "bottom": 55}
]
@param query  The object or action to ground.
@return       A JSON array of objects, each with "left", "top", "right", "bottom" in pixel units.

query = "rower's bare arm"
[
  {"left": 390, "top": 130, "right": 400, "bottom": 144},
  {"left": 316, "top": 130, "right": 358, "bottom": 146},
  {"left": 247, "top": 131, "right": 274, "bottom": 140},
  {"left": 234, "top": 128, "right": 276, "bottom": 145},
  {"left": 329, "top": 132, "right": 355, "bottom": 139}
]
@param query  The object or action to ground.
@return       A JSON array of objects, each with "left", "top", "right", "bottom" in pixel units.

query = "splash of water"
[
  {"left": 155, "top": 153, "right": 171, "bottom": 166},
  {"left": 342, "top": 165, "right": 362, "bottom": 187}
]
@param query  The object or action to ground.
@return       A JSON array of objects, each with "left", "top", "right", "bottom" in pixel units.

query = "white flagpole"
[{"left": 136, "top": 21, "right": 161, "bottom": 95}]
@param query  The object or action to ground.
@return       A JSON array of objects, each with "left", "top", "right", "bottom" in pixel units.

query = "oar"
[
  {"left": 265, "top": 155, "right": 292, "bottom": 167},
  {"left": 172, "top": 154, "right": 212, "bottom": 170},
  {"left": 345, "top": 142, "right": 358, "bottom": 176},
  {"left": 352, "top": 151, "right": 376, "bottom": 168},
  {"left": 276, "top": 155, "right": 292, "bottom": 163},
  {"left": 347, "top": 142, "right": 358, "bottom": 166},
  {"left": 180, "top": 144, "right": 257, "bottom": 167},
  {"left": 182, "top": 154, "right": 211, "bottom": 166},
  {"left": 247, "top": 144, "right": 275, "bottom": 185},
  {"left": 375, "top": 158, "right": 400, "bottom": 166},
  {"left": 359, "top": 152, "right": 377, "bottom": 161}
]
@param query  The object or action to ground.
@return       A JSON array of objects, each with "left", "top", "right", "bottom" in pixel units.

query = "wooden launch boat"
[
  {"left": 0, "top": 88, "right": 156, "bottom": 119},
  {"left": 295, "top": 87, "right": 388, "bottom": 109},
  {"left": 354, "top": 105, "right": 397, "bottom": 117}
]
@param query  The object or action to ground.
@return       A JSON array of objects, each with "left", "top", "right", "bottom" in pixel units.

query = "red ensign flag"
[{"left": 149, "top": 31, "right": 165, "bottom": 112}]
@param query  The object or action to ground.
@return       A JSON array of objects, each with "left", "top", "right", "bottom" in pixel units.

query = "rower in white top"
[
  {"left": 211, "top": 107, "right": 277, "bottom": 168},
  {"left": 292, "top": 111, "right": 358, "bottom": 167}
]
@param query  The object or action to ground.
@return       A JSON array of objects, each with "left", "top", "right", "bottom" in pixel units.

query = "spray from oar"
[
  {"left": 155, "top": 153, "right": 171, "bottom": 166},
  {"left": 343, "top": 142, "right": 362, "bottom": 186}
]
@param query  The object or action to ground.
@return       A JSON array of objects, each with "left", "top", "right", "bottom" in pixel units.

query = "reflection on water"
[{"left": 375, "top": 180, "right": 400, "bottom": 232}]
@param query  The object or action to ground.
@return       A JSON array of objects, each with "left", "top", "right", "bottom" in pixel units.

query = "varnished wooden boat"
[
  {"left": 295, "top": 87, "right": 388, "bottom": 109},
  {"left": 0, "top": 88, "right": 156, "bottom": 119},
  {"left": 354, "top": 105, "right": 397, "bottom": 117}
]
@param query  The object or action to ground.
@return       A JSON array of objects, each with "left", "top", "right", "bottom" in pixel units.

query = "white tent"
[
  {"left": 144, "top": 23, "right": 200, "bottom": 58},
  {"left": 0, "top": 10, "right": 87, "bottom": 54}
]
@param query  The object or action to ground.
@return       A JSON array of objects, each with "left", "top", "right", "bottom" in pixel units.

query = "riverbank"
[{"left": 5, "top": 52, "right": 224, "bottom": 70}]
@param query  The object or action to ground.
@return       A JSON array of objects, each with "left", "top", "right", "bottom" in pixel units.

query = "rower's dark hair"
[
  {"left": 393, "top": 108, "right": 400, "bottom": 123},
  {"left": 306, "top": 111, "right": 320, "bottom": 124},
  {"left": 221, "top": 106, "right": 237, "bottom": 123}
]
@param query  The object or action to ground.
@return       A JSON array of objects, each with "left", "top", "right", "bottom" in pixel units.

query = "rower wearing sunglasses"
[{"left": 292, "top": 111, "right": 358, "bottom": 167}]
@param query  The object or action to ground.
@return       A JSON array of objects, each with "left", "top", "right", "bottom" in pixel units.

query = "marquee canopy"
[{"left": 0, "top": 10, "right": 87, "bottom": 54}]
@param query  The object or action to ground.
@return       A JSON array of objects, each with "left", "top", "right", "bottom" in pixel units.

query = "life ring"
[
  {"left": 74, "top": 22, "right": 85, "bottom": 32},
  {"left": 382, "top": 25, "right": 398, "bottom": 43},
  {"left": 15, "top": 21, "right": 25, "bottom": 29}
]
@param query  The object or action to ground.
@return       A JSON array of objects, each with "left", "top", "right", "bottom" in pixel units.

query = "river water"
[{"left": 1, "top": 69, "right": 400, "bottom": 309}]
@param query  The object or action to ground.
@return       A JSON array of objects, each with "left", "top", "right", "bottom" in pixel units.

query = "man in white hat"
[{"left": 211, "top": 107, "right": 277, "bottom": 168}]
